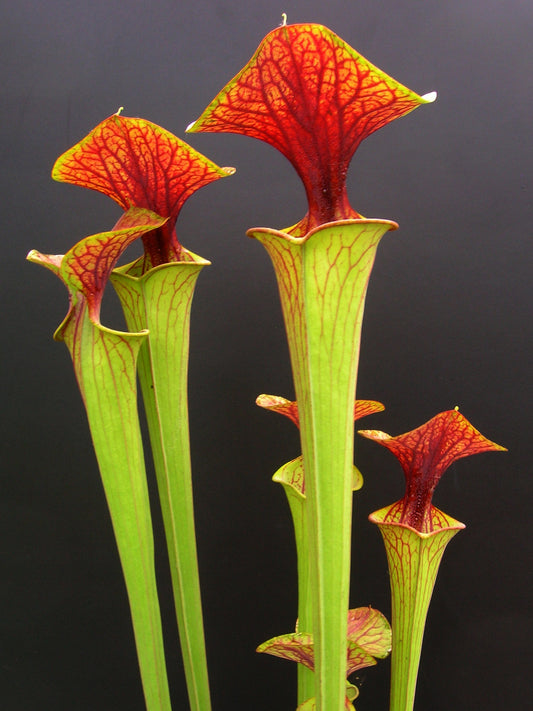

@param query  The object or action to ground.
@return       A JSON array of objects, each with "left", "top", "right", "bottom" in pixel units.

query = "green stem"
[
  {"left": 273, "top": 458, "right": 315, "bottom": 705},
  {"left": 67, "top": 308, "right": 171, "bottom": 710},
  {"left": 370, "top": 506, "right": 464, "bottom": 711},
  {"left": 293, "top": 505, "right": 315, "bottom": 706},
  {"left": 250, "top": 219, "right": 395, "bottom": 711},
  {"left": 112, "top": 255, "right": 212, "bottom": 711},
  {"left": 274, "top": 458, "right": 363, "bottom": 706}
]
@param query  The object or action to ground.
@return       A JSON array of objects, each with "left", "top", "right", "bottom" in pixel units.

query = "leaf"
[
  {"left": 27, "top": 207, "right": 167, "bottom": 327},
  {"left": 359, "top": 409, "right": 506, "bottom": 531},
  {"left": 273, "top": 456, "right": 363, "bottom": 498},
  {"left": 257, "top": 606, "right": 390, "bottom": 676},
  {"left": 370, "top": 504, "right": 465, "bottom": 711},
  {"left": 188, "top": 23, "right": 435, "bottom": 233},
  {"left": 251, "top": 219, "right": 395, "bottom": 711},
  {"left": 346, "top": 607, "right": 392, "bottom": 659},
  {"left": 53, "top": 113, "right": 234, "bottom": 264},
  {"left": 111, "top": 258, "right": 213, "bottom": 711},
  {"left": 257, "top": 632, "right": 315, "bottom": 671},
  {"left": 272, "top": 456, "right": 307, "bottom": 497},
  {"left": 61, "top": 207, "right": 168, "bottom": 322},
  {"left": 53, "top": 113, "right": 233, "bottom": 214},
  {"left": 257, "top": 393, "right": 384, "bottom": 429},
  {"left": 256, "top": 394, "right": 300, "bottom": 426},
  {"left": 345, "top": 641, "right": 377, "bottom": 676},
  {"left": 26, "top": 254, "right": 173, "bottom": 710}
]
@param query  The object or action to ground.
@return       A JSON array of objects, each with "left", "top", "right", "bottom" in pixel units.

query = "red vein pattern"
[
  {"left": 257, "top": 393, "right": 384, "bottom": 428},
  {"left": 360, "top": 409, "right": 506, "bottom": 532},
  {"left": 251, "top": 221, "right": 394, "bottom": 460},
  {"left": 250, "top": 220, "right": 396, "bottom": 709},
  {"left": 256, "top": 394, "right": 301, "bottom": 425},
  {"left": 188, "top": 23, "right": 434, "bottom": 234},
  {"left": 61, "top": 208, "right": 168, "bottom": 322},
  {"left": 273, "top": 457, "right": 307, "bottom": 496},
  {"left": 257, "top": 607, "right": 390, "bottom": 675},
  {"left": 258, "top": 632, "right": 315, "bottom": 671},
  {"left": 53, "top": 113, "right": 234, "bottom": 265},
  {"left": 346, "top": 607, "right": 391, "bottom": 659}
]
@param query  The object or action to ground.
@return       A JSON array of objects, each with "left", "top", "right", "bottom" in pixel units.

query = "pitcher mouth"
[{"left": 247, "top": 217, "right": 399, "bottom": 245}]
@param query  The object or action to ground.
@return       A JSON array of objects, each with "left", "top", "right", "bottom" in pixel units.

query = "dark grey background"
[{"left": 2, "top": 1, "right": 531, "bottom": 709}]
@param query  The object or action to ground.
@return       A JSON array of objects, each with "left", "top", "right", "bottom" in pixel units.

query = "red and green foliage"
[
  {"left": 258, "top": 606, "right": 391, "bottom": 710},
  {"left": 360, "top": 408, "right": 507, "bottom": 532},
  {"left": 257, "top": 394, "right": 385, "bottom": 432},
  {"left": 188, "top": 22, "right": 434, "bottom": 235},
  {"left": 27, "top": 16, "right": 505, "bottom": 711},
  {"left": 30, "top": 113, "right": 235, "bottom": 711},
  {"left": 362, "top": 410, "right": 506, "bottom": 711},
  {"left": 188, "top": 20, "right": 436, "bottom": 711},
  {"left": 53, "top": 112, "right": 233, "bottom": 266}
]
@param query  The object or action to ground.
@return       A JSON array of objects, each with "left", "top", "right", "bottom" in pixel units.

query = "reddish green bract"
[
  {"left": 256, "top": 394, "right": 384, "bottom": 428},
  {"left": 359, "top": 409, "right": 507, "bottom": 532},
  {"left": 257, "top": 606, "right": 391, "bottom": 675},
  {"left": 28, "top": 207, "right": 167, "bottom": 325},
  {"left": 53, "top": 113, "right": 234, "bottom": 266},
  {"left": 188, "top": 23, "right": 435, "bottom": 235},
  {"left": 63, "top": 208, "right": 169, "bottom": 322}
]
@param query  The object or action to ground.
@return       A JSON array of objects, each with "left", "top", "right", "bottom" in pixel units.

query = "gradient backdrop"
[{"left": 2, "top": 1, "right": 531, "bottom": 709}]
